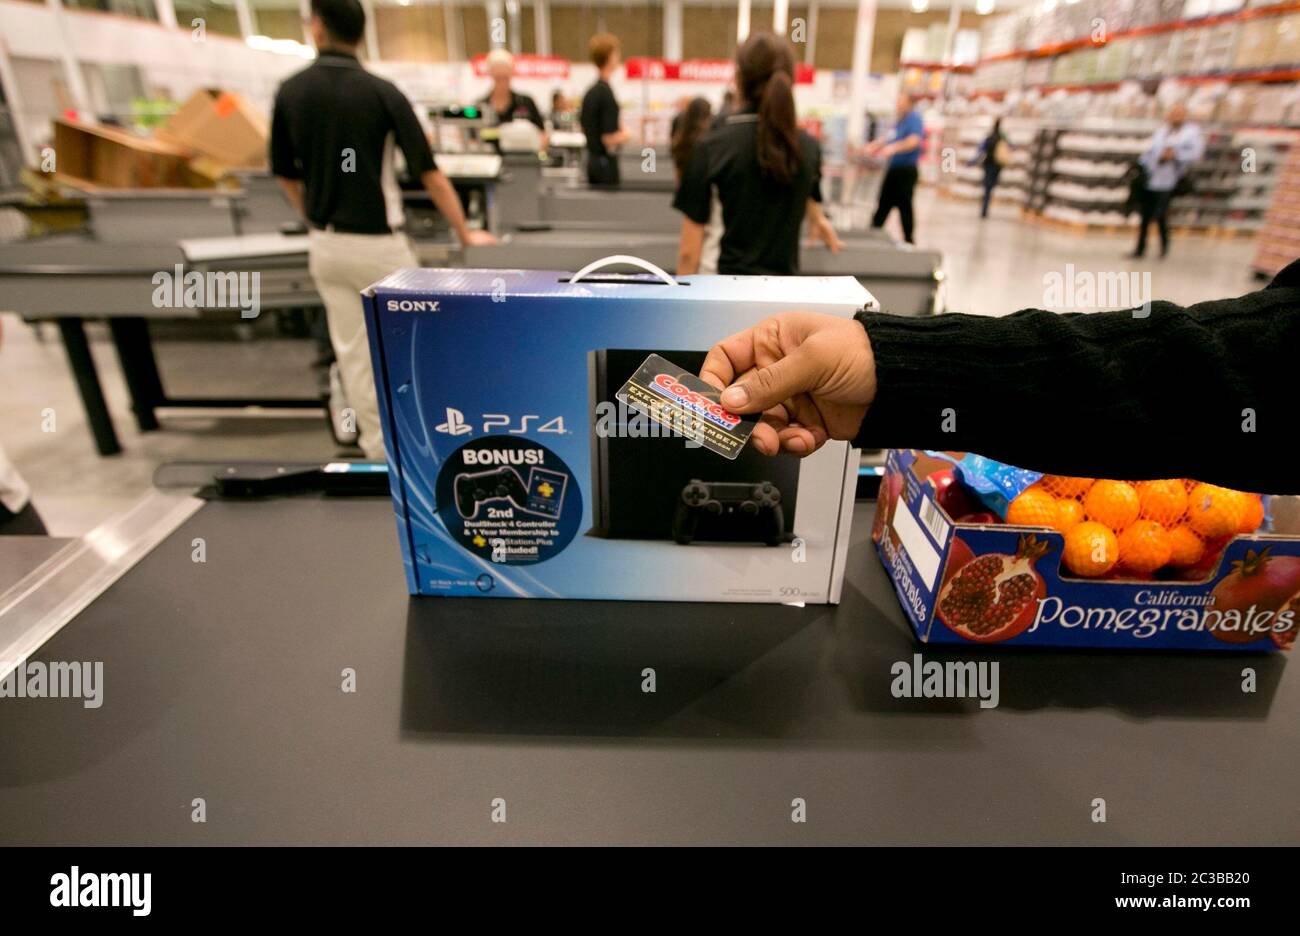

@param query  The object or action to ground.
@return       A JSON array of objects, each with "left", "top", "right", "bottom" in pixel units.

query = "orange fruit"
[
  {"left": 1042, "top": 475, "right": 1094, "bottom": 498},
  {"left": 1084, "top": 480, "right": 1140, "bottom": 532},
  {"left": 1117, "top": 520, "right": 1173, "bottom": 575},
  {"left": 1236, "top": 494, "right": 1264, "bottom": 534},
  {"left": 1006, "top": 487, "right": 1059, "bottom": 528},
  {"left": 1166, "top": 525, "right": 1205, "bottom": 568},
  {"left": 1054, "top": 498, "right": 1085, "bottom": 534},
  {"left": 1136, "top": 479, "right": 1188, "bottom": 526},
  {"left": 1063, "top": 521, "right": 1119, "bottom": 577},
  {"left": 1187, "top": 483, "right": 1247, "bottom": 538}
]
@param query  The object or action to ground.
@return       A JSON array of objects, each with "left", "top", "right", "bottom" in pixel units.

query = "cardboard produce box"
[
  {"left": 157, "top": 90, "right": 268, "bottom": 170},
  {"left": 875, "top": 449, "right": 1298, "bottom": 651},
  {"left": 52, "top": 118, "right": 194, "bottom": 189}
]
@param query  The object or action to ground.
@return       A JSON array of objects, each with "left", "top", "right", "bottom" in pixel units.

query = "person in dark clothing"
[
  {"left": 699, "top": 259, "right": 1300, "bottom": 494},
  {"left": 670, "top": 96, "right": 712, "bottom": 183},
  {"left": 480, "top": 48, "right": 545, "bottom": 133},
  {"left": 1132, "top": 103, "right": 1204, "bottom": 259},
  {"left": 579, "top": 33, "right": 628, "bottom": 187},
  {"left": 673, "top": 31, "right": 839, "bottom": 276},
  {"left": 972, "top": 118, "right": 1007, "bottom": 219},
  {"left": 866, "top": 91, "right": 924, "bottom": 244},
  {"left": 270, "top": 0, "right": 494, "bottom": 458}
]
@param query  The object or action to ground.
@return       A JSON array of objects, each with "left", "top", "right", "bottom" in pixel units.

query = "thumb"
[{"left": 719, "top": 348, "right": 819, "bottom": 414}]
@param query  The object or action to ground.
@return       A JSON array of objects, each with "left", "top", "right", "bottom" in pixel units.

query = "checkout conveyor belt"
[{"left": 0, "top": 489, "right": 1294, "bottom": 845}]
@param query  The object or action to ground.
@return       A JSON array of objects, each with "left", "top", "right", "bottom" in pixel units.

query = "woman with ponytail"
[{"left": 673, "top": 31, "right": 840, "bottom": 276}]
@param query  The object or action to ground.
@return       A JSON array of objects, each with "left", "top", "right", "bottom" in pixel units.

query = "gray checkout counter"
[
  {"left": 532, "top": 185, "right": 682, "bottom": 233},
  {"left": 67, "top": 172, "right": 301, "bottom": 244},
  {"left": 0, "top": 474, "right": 1293, "bottom": 845},
  {"left": 0, "top": 233, "right": 323, "bottom": 456},
  {"left": 464, "top": 228, "right": 944, "bottom": 317}
]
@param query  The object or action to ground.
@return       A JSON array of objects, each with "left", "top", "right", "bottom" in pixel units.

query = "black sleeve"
[
  {"left": 671, "top": 140, "right": 712, "bottom": 225},
  {"left": 853, "top": 264, "right": 1300, "bottom": 493},
  {"left": 521, "top": 94, "right": 545, "bottom": 131},
  {"left": 809, "top": 136, "right": 823, "bottom": 203},
  {"left": 269, "top": 88, "right": 300, "bottom": 180},
  {"left": 382, "top": 83, "right": 437, "bottom": 177},
  {"left": 599, "top": 84, "right": 620, "bottom": 136}
]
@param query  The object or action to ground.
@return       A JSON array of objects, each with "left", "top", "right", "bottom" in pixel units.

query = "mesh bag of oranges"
[{"left": 1005, "top": 476, "right": 1265, "bottom": 580}]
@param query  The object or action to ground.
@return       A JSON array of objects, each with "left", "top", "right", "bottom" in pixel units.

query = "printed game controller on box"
[{"left": 673, "top": 480, "right": 785, "bottom": 546}]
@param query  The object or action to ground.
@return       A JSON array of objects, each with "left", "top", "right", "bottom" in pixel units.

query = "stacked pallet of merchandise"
[
  {"left": 1250, "top": 135, "right": 1300, "bottom": 276},
  {"left": 1036, "top": 124, "right": 1151, "bottom": 227},
  {"left": 1174, "top": 128, "right": 1293, "bottom": 233},
  {"left": 962, "top": 0, "right": 1300, "bottom": 233},
  {"left": 1026, "top": 122, "right": 1292, "bottom": 232},
  {"left": 973, "top": 0, "right": 1300, "bottom": 95}
]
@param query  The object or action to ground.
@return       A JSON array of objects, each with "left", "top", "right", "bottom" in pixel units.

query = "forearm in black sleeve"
[{"left": 853, "top": 273, "right": 1300, "bottom": 493}]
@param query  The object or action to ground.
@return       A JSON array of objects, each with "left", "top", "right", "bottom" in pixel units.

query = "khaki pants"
[{"left": 308, "top": 229, "right": 417, "bottom": 460}]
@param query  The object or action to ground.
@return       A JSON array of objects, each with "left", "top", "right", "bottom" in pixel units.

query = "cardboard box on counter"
[
  {"left": 52, "top": 118, "right": 195, "bottom": 189},
  {"left": 156, "top": 90, "right": 268, "bottom": 170}
]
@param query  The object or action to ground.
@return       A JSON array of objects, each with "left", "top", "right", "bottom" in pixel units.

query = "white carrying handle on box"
[{"left": 568, "top": 254, "right": 679, "bottom": 287}]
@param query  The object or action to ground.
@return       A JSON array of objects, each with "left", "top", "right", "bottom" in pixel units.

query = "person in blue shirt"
[
  {"left": 865, "top": 92, "right": 925, "bottom": 244},
  {"left": 1132, "top": 103, "right": 1204, "bottom": 259}
]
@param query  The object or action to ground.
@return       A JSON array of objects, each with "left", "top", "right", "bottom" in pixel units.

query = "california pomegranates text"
[{"left": 1030, "top": 594, "right": 1295, "bottom": 640}]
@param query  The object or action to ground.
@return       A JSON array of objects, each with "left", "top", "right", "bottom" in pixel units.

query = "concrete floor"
[{"left": 0, "top": 188, "right": 1262, "bottom": 536}]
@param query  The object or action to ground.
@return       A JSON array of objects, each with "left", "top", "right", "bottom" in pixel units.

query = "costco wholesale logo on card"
[
  {"left": 650, "top": 373, "right": 741, "bottom": 428},
  {"left": 386, "top": 299, "right": 441, "bottom": 312}
]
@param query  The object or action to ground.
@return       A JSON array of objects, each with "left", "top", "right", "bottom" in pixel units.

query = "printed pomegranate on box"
[{"left": 874, "top": 449, "right": 1299, "bottom": 651}]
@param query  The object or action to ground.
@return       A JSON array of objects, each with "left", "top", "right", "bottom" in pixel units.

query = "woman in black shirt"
[
  {"left": 480, "top": 48, "right": 544, "bottom": 137},
  {"left": 580, "top": 33, "right": 628, "bottom": 187},
  {"left": 673, "top": 31, "right": 839, "bottom": 276}
]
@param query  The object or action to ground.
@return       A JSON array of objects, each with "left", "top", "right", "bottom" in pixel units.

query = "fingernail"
[
  {"left": 721, "top": 385, "right": 748, "bottom": 409},
  {"left": 787, "top": 437, "right": 808, "bottom": 454}
]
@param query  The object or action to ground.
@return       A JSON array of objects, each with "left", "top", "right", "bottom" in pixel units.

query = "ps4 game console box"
[{"left": 363, "top": 266, "right": 874, "bottom": 603}]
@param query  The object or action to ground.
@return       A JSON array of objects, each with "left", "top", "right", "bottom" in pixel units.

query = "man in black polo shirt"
[
  {"left": 270, "top": 0, "right": 495, "bottom": 459},
  {"left": 579, "top": 33, "right": 629, "bottom": 187}
]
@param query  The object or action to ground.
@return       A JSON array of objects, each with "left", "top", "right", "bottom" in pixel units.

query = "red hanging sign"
[
  {"left": 624, "top": 58, "right": 815, "bottom": 84},
  {"left": 470, "top": 54, "right": 571, "bottom": 80}
]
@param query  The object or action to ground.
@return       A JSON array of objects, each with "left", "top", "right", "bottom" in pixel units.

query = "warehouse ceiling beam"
[
  {"left": 533, "top": 0, "right": 551, "bottom": 57},
  {"left": 154, "top": 0, "right": 178, "bottom": 30},
  {"left": 234, "top": 0, "right": 255, "bottom": 40},
  {"left": 848, "top": 0, "right": 876, "bottom": 161},
  {"left": 663, "top": 0, "right": 682, "bottom": 61}
]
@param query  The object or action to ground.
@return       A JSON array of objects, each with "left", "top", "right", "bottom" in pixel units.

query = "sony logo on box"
[{"left": 386, "top": 299, "right": 441, "bottom": 312}]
